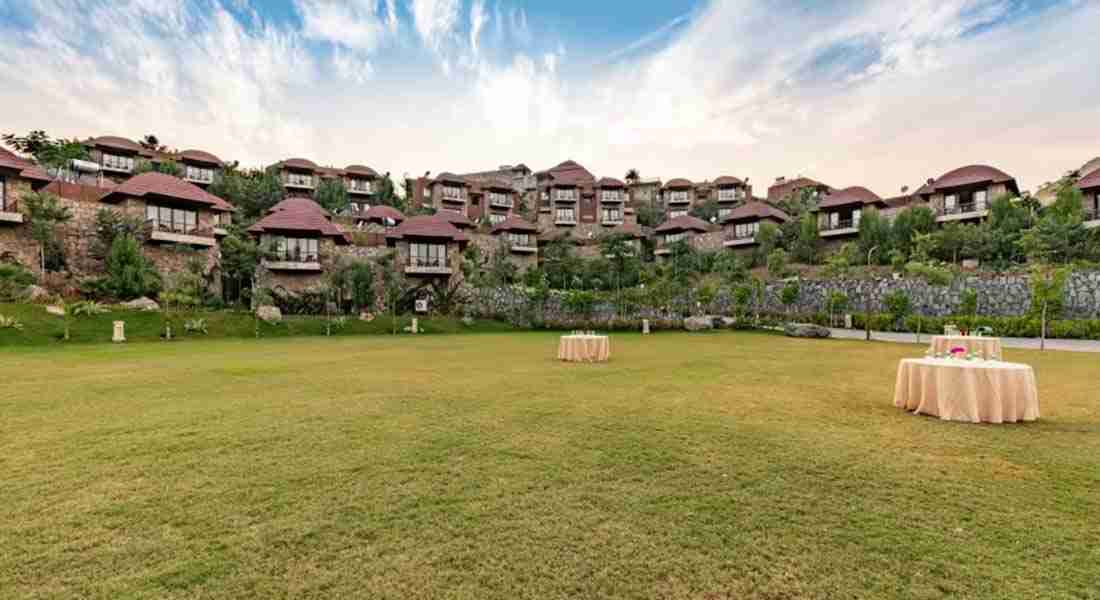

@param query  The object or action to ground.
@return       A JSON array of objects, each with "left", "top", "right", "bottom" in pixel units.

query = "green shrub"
[
  {"left": 0, "top": 263, "right": 35, "bottom": 302},
  {"left": 104, "top": 235, "right": 162, "bottom": 300}
]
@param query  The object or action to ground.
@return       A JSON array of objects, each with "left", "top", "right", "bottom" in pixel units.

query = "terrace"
[{"left": 0, "top": 196, "right": 23, "bottom": 224}]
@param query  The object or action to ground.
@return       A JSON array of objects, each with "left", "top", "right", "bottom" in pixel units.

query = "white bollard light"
[{"left": 112, "top": 321, "right": 126, "bottom": 343}]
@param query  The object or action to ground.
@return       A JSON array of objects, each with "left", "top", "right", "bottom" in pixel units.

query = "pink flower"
[{"left": 950, "top": 347, "right": 966, "bottom": 354}]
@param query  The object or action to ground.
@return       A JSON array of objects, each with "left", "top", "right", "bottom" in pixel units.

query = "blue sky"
[{"left": 0, "top": 0, "right": 1097, "bottom": 195}]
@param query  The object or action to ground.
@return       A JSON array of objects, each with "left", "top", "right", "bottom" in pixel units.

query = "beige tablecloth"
[
  {"left": 558, "top": 335, "right": 610, "bottom": 363},
  {"left": 894, "top": 358, "right": 1039, "bottom": 423},
  {"left": 930, "top": 335, "right": 1003, "bottom": 359}
]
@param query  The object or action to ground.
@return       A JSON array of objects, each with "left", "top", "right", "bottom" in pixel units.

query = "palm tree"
[{"left": 625, "top": 168, "right": 640, "bottom": 184}]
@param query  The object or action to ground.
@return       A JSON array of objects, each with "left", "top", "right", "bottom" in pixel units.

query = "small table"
[
  {"left": 558, "top": 335, "right": 610, "bottom": 363},
  {"left": 930, "top": 335, "right": 1003, "bottom": 359},
  {"left": 894, "top": 358, "right": 1039, "bottom": 423}
]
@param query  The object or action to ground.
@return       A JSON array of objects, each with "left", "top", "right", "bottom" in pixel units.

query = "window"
[
  {"left": 718, "top": 187, "right": 742, "bottom": 202},
  {"left": 410, "top": 243, "right": 447, "bottom": 268},
  {"left": 270, "top": 237, "right": 319, "bottom": 262},
  {"left": 853, "top": 208, "right": 862, "bottom": 225},
  {"left": 214, "top": 212, "right": 231, "bottom": 227},
  {"left": 718, "top": 208, "right": 732, "bottom": 220},
  {"left": 665, "top": 232, "right": 687, "bottom": 244},
  {"left": 944, "top": 194, "right": 957, "bottom": 210},
  {"left": 601, "top": 207, "right": 623, "bottom": 223},
  {"left": 441, "top": 185, "right": 463, "bottom": 200},
  {"left": 102, "top": 153, "right": 134, "bottom": 172},
  {"left": 488, "top": 213, "right": 506, "bottom": 225},
  {"left": 601, "top": 190, "right": 621, "bottom": 203},
  {"left": 488, "top": 192, "right": 511, "bottom": 207},
  {"left": 667, "top": 190, "right": 689, "bottom": 203},
  {"left": 285, "top": 172, "right": 314, "bottom": 187},
  {"left": 669, "top": 209, "right": 688, "bottom": 219},
  {"left": 185, "top": 165, "right": 215, "bottom": 184},
  {"left": 733, "top": 221, "right": 758, "bottom": 239},
  {"left": 553, "top": 188, "right": 577, "bottom": 202},
  {"left": 540, "top": 190, "right": 549, "bottom": 201},
  {"left": 145, "top": 204, "right": 198, "bottom": 233},
  {"left": 507, "top": 232, "right": 532, "bottom": 247},
  {"left": 0, "top": 177, "right": 6, "bottom": 210},
  {"left": 555, "top": 207, "right": 576, "bottom": 222},
  {"left": 974, "top": 189, "right": 988, "bottom": 210},
  {"left": 347, "top": 178, "right": 373, "bottom": 193}
]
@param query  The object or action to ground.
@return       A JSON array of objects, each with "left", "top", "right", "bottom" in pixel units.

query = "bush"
[
  {"left": 104, "top": 235, "right": 162, "bottom": 300},
  {"left": 767, "top": 248, "right": 790, "bottom": 278},
  {"left": 0, "top": 263, "right": 35, "bottom": 301}
]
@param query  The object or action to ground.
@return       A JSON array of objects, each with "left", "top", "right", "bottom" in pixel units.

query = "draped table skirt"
[
  {"left": 893, "top": 358, "right": 1039, "bottom": 423},
  {"left": 930, "top": 336, "right": 1004, "bottom": 359},
  {"left": 558, "top": 335, "right": 611, "bottom": 363}
]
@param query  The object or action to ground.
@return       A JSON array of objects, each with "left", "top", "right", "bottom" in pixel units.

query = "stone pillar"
[
  {"left": 642, "top": 319, "right": 650, "bottom": 335},
  {"left": 411, "top": 317, "right": 419, "bottom": 334},
  {"left": 112, "top": 321, "right": 126, "bottom": 343}
]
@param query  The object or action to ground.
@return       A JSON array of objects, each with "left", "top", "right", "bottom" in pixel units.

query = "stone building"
[
  {"left": 813, "top": 186, "right": 887, "bottom": 246},
  {"left": 489, "top": 214, "right": 539, "bottom": 271},
  {"left": 720, "top": 201, "right": 790, "bottom": 256},
  {"left": 385, "top": 214, "right": 469, "bottom": 285},
  {"left": 661, "top": 178, "right": 696, "bottom": 219},
  {"left": 653, "top": 214, "right": 712, "bottom": 259},
  {"left": 248, "top": 197, "right": 351, "bottom": 292},
  {"left": 0, "top": 148, "right": 53, "bottom": 270},
  {"left": 466, "top": 178, "right": 518, "bottom": 225},
  {"left": 914, "top": 164, "right": 1019, "bottom": 224},
  {"left": 766, "top": 176, "right": 832, "bottom": 203},
  {"left": 1077, "top": 169, "right": 1100, "bottom": 228},
  {"left": 535, "top": 160, "right": 596, "bottom": 232},
  {"left": 274, "top": 159, "right": 381, "bottom": 212}
]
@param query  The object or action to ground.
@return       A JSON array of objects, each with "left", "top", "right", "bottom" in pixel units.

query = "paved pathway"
[{"left": 827, "top": 328, "right": 1100, "bottom": 353}]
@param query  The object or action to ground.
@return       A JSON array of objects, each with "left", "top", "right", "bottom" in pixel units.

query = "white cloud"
[
  {"left": 469, "top": 0, "right": 488, "bottom": 56},
  {"left": 295, "top": 0, "right": 391, "bottom": 53},
  {"left": 410, "top": 0, "right": 461, "bottom": 55}
]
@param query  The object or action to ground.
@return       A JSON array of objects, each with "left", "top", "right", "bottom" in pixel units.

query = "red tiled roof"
[
  {"left": 713, "top": 175, "right": 743, "bottom": 187},
  {"left": 362, "top": 205, "right": 405, "bottom": 222},
  {"left": 1076, "top": 168, "right": 1100, "bottom": 191},
  {"left": 435, "top": 208, "right": 474, "bottom": 228},
  {"left": 722, "top": 201, "right": 790, "bottom": 223},
  {"left": 344, "top": 165, "right": 378, "bottom": 177},
  {"left": 248, "top": 197, "right": 346, "bottom": 241},
  {"left": 925, "top": 165, "right": 1017, "bottom": 194},
  {"left": 663, "top": 178, "right": 693, "bottom": 189},
  {"left": 767, "top": 177, "right": 830, "bottom": 201},
  {"left": 386, "top": 214, "right": 469, "bottom": 242},
  {"left": 816, "top": 186, "right": 884, "bottom": 210},
  {"left": 607, "top": 222, "right": 645, "bottom": 238},
  {"left": 0, "top": 148, "right": 51, "bottom": 183},
  {"left": 279, "top": 158, "right": 318, "bottom": 171},
  {"left": 178, "top": 149, "right": 223, "bottom": 166},
  {"left": 101, "top": 172, "right": 234, "bottom": 210},
  {"left": 883, "top": 194, "right": 915, "bottom": 209},
  {"left": 434, "top": 172, "right": 468, "bottom": 185},
  {"left": 479, "top": 177, "right": 514, "bottom": 192},
  {"left": 491, "top": 214, "right": 537, "bottom": 233},
  {"left": 88, "top": 136, "right": 143, "bottom": 153},
  {"left": 539, "top": 160, "right": 596, "bottom": 186},
  {"left": 596, "top": 177, "right": 624, "bottom": 188},
  {"left": 654, "top": 214, "right": 710, "bottom": 233}
]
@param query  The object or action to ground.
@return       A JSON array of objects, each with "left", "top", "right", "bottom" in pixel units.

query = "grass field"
[{"left": 3, "top": 332, "right": 1098, "bottom": 599}]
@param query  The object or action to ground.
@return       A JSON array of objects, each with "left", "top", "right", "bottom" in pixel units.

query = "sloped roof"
[
  {"left": 654, "top": 214, "right": 710, "bottom": 233},
  {"left": 767, "top": 177, "right": 830, "bottom": 201},
  {"left": 362, "top": 205, "right": 405, "bottom": 222},
  {"left": 596, "top": 177, "right": 624, "bottom": 188},
  {"left": 434, "top": 172, "right": 468, "bottom": 185},
  {"left": 1076, "top": 168, "right": 1100, "bottom": 191},
  {"left": 606, "top": 222, "right": 645, "bottom": 238},
  {"left": 490, "top": 214, "right": 537, "bottom": 233},
  {"left": 386, "top": 214, "right": 469, "bottom": 241},
  {"left": 435, "top": 208, "right": 474, "bottom": 228},
  {"left": 247, "top": 197, "right": 347, "bottom": 241},
  {"left": 279, "top": 158, "right": 318, "bottom": 171},
  {"left": 539, "top": 160, "right": 596, "bottom": 186},
  {"left": 479, "top": 177, "right": 514, "bottom": 192},
  {"left": 713, "top": 175, "right": 744, "bottom": 187},
  {"left": 0, "top": 148, "right": 50, "bottom": 183},
  {"left": 663, "top": 178, "right": 693, "bottom": 189},
  {"left": 721, "top": 201, "right": 790, "bottom": 223},
  {"left": 344, "top": 165, "right": 378, "bottom": 177},
  {"left": 178, "top": 149, "right": 223, "bottom": 166},
  {"left": 101, "top": 172, "right": 233, "bottom": 210},
  {"left": 816, "top": 186, "right": 884, "bottom": 210},
  {"left": 925, "top": 165, "right": 1017, "bottom": 194},
  {"left": 88, "top": 136, "right": 143, "bottom": 153}
]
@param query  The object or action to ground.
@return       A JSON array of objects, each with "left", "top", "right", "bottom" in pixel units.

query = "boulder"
[
  {"left": 684, "top": 316, "right": 715, "bottom": 332},
  {"left": 256, "top": 305, "right": 282, "bottom": 323},
  {"left": 783, "top": 322, "right": 831, "bottom": 338},
  {"left": 122, "top": 297, "right": 160, "bottom": 312},
  {"left": 45, "top": 305, "right": 65, "bottom": 317},
  {"left": 719, "top": 317, "right": 737, "bottom": 329}
]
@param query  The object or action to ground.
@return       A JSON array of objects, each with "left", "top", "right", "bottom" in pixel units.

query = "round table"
[
  {"left": 930, "top": 335, "right": 1003, "bottom": 359},
  {"left": 893, "top": 358, "right": 1039, "bottom": 423},
  {"left": 558, "top": 335, "right": 610, "bottom": 363}
]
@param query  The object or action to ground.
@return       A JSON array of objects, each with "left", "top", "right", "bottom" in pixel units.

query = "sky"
[{"left": 0, "top": 0, "right": 1097, "bottom": 197}]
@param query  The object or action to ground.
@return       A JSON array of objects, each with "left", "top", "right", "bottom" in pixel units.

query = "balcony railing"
[
  {"left": 489, "top": 196, "right": 513, "bottom": 208},
  {"left": 939, "top": 202, "right": 985, "bottom": 216},
  {"left": 263, "top": 250, "right": 324, "bottom": 271},
  {"left": 185, "top": 171, "right": 215, "bottom": 184},
  {"left": 405, "top": 256, "right": 452, "bottom": 275},
  {"left": 821, "top": 218, "right": 856, "bottom": 231},
  {"left": 144, "top": 220, "right": 216, "bottom": 246},
  {"left": 282, "top": 175, "right": 315, "bottom": 189},
  {"left": 0, "top": 198, "right": 23, "bottom": 224}
]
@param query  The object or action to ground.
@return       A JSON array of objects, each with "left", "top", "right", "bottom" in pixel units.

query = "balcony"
[
  {"left": 553, "top": 194, "right": 578, "bottom": 204},
  {"left": 184, "top": 172, "right": 215, "bottom": 185},
  {"left": 601, "top": 215, "right": 624, "bottom": 226},
  {"left": 145, "top": 222, "right": 216, "bottom": 247},
  {"left": 820, "top": 218, "right": 859, "bottom": 237},
  {"left": 489, "top": 195, "right": 513, "bottom": 209},
  {"left": 405, "top": 256, "right": 452, "bottom": 276},
  {"left": 936, "top": 202, "right": 988, "bottom": 222},
  {"left": 600, "top": 194, "right": 624, "bottom": 204},
  {"left": 723, "top": 233, "right": 756, "bottom": 248},
  {"left": 510, "top": 244, "right": 537, "bottom": 254},
  {"left": 347, "top": 181, "right": 373, "bottom": 196},
  {"left": 263, "top": 254, "right": 323, "bottom": 271},
  {"left": 554, "top": 216, "right": 578, "bottom": 226},
  {"left": 0, "top": 200, "right": 23, "bottom": 224},
  {"left": 1085, "top": 207, "right": 1100, "bottom": 229},
  {"left": 282, "top": 175, "right": 315, "bottom": 190},
  {"left": 440, "top": 195, "right": 465, "bottom": 205},
  {"left": 666, "top": 195, "right": 691, "bottom": 205}
]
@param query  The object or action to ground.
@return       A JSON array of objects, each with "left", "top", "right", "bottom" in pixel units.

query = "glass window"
[
  {"left": 285, "top": 172, "right": 314, "bottom": 187},
  {"left": 273, "top": 237, "right": 318, "bottom": 261},
  {"left": 185, "top": 165, "right": 215, "bottom": 183},
  {"left": 0, "top": 177, "right": 6, "bottom": 210},
  {"left": 665, "top": 232, "right": 687, "bottom": 244},
  {"left": 718, "top": 208, "right": 732, "bottom": 220},
  {"left": 601, "top": 207, "right": 622, "bottom": 222},
  {"left": 441, "top": 185, "right": 463, "bottom": 200},
  {"left": 146, "top": 203, "right": 198, "bottom": 233},
  {"left": 667, "top": 190, "right": 689, "bottom": 203},
  {"left": 945, "top": 194, "right": 957, "bottom": 210},
  {"left": 555, "top": 207, "right": 575, "bottom": 222},
  {"left": 507, "top": 232, "right": 531, "bottom": 247},
  {"left": 718, "top": 188, "right": 740, "bottom": 202},
  {"left": 669, "top": 209, "right": 688, "bottom": 219},
  {"left": 102, "top": 153, "right": 134, "bottom": 172},
  {"left": 553, "top": 188, "right": 576, "bottom": 202},
  {"left": 488, "top": 213, "right": 506, "bottom": 225},
  {"left": 852, "top": 208, "right": 861, "bottom": 225},
  {"left": 347, "top": 178, "right": 372, "bottom": 193},
  {"left": 601, "top": 190, "right": 621, "bottom": 203},
  {"left": 974, "top": 189, "right": 988, "bottom": 209},
  {"left": 489, "top": 192, "right": 511, "bottom": 207},
  {"left": 410, "top": 243, "right": 447, "bottom": 267}
]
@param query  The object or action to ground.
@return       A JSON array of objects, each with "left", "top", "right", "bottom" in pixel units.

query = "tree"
[
  {"left": 959, "top": 288, "right": 978, "bottom": 317},
  {"left": 883, "top": 290, "right": 911, "bottom": 331},
  {"left": 134, "top": 158, "right": 183, "bottom": 177},
  {"left": 139, "top": 134, "right": 166, "bottom": 152},
  {"left": 104, "top": 234, "right": 162, "bottom": 300},
  {"left": 635, "top": 203, "right": 661, "bottom": 228},
  {"left": 857, "top": 208, "right": 891, "bottom": 265},
  {"left": 713, "top": 251, "right": 748, "bottom": 286},
  {"left": 373, "top": 172, "right": 404, "bottom": 212},
  {"left": 689, "top": 198, "right": 720, "bottom": 224},
  {"left": 766, "top": 248, "right": 790, "bottom": 279},
  {"left": 624, "top": 168, "right": 640, "bottom": 184},
  {"left": 780, "top": 281, "right": 800, "bottom": 316},
  {"left": 314, "top": 177, "right": 350, "bottom": 214},
  {"left": 753, "top": 222, "right": 781, "bottom": 267},
  {"left": 821, "top": 245, "right": 853, "bottom": 279},
  {"left": 219, "top": 230, "right": 264, "bottom": 307},
  {"left": 92, "top": 209, "right": 144, "bottom": 260},
  {"left": 983, "top": 195, "right": 1030, "bottom": 266},
  {"left": 2, "top": 130, "right": 88, "bottom": 176},
  {"left": 378, "top": 252, "right": 411, "bottom": 335},
  {"left": 825, "top": 291, "right": 848, "bottom": 327},
  {"left": 890, "top": 206, "right": 936, "bottom": 260},
  {"left": 1017, "top": 185, "right": 1089, "bottom": 264},
  {"left": 208, "top": 167, "right": 285, "bottom": 223},
  {"left": 601, "top": 233, "right": 640, "bottom": 315},
  {"left": 21, "top": 191, "right": 72, "bottom": 272},
  {"left": 791, "top": 212, "right": 820, "bottom": 264},
  {"left": 1030, "top": 263, "right": 1071, "bottom": 351}
]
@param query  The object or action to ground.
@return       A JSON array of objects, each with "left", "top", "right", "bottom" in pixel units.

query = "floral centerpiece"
[{"left": 950, "top": 346, "right": 967, "bottom": 359}]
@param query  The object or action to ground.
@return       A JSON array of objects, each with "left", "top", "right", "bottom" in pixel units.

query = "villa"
[
  {"left": 916, "top": 164, "right": 1019, "bottom": 223},
  {"left": 814, "top": 186, "right": 887, "bottom": 241},
  {"left": 721, "top": 201, "right": 790, "bottom": 252},
  {"left": 653, "top": 214, "right": 711, "bottom": 258},
  {"left": 248, "top": 197, "right": 351, "bottom": 291}
]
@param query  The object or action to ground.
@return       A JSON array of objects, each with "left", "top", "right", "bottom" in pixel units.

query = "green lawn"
[{"left": 3, "top": 332, "right": 1098, "bottom": 599}]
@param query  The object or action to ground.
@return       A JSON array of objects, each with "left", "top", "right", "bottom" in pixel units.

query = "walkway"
[{"left": 827, "top": 328, "right": 1100, "bottom": 353}]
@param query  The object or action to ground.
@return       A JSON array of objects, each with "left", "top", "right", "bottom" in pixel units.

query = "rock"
[
  {"left": 122, "top": 297, "right": 160, "bottom": 312},
  {"left": 256, "top": 305, "right": 282, "bottom": 323},
  {"left": 26, "top": 285, "right": 51, "bottom": 303},
  {"left": 461, "top": 316, "right": 475, "bottom": 327},
  {"left": 719, "top": 317, "right": 737, "bottom": 329},
  {"left": 46, "top": 304, "right": 65, "bottom": 316},
  {"left": 359, "top": 311, "right": 375, "bottom": 322},
  {"left": 684, "top": 316, "right": 715, "bottom": 332},
  {"left": 783, "top": 322, "right": 832, "bottom": 338}
]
